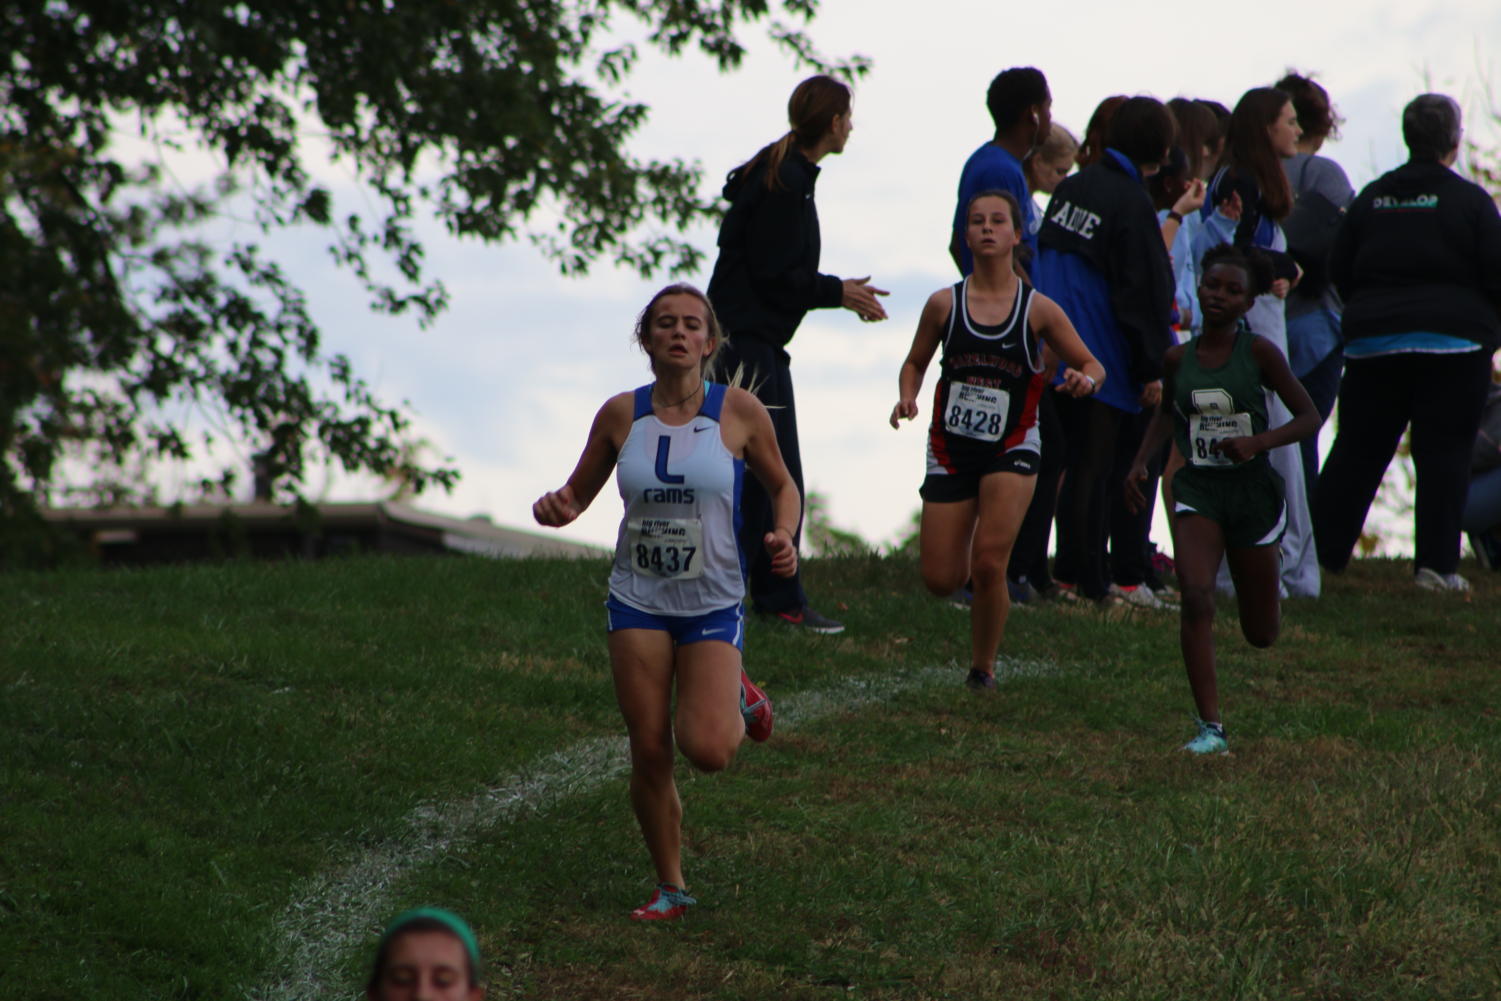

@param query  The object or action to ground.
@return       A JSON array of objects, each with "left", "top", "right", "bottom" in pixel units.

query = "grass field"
[{"left": 3, "top": 554, "right": 1499, "bottom": 1000}]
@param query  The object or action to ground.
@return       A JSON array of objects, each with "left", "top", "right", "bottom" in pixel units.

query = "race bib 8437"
[{"left": 626, "top": 517, "right": 704, "bottom": 579}]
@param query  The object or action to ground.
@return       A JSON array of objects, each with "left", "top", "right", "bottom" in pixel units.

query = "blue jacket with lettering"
[
  {"left": 1330, "top": 159, "right": 1501, "bottom": 350},
  {"left": 1032, "top": 151, "right": 1175, "bottom": 413}
]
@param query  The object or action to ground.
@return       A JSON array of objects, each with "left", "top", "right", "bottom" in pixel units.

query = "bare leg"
[
  {"left": 918, "top": 497, "right": 978, "bottom": 599},
  {"left": 1161, "top": 445, "right": 1186, "bottom": 545},
  {"left": 968, "top": 472, "right": 1037, "bottom": 673},
  {"left": 609, "top": 629, "right": 684, "bottom": 888},
  {"left": 672, "top": 640, "right": 746, "bottom": 774},
  {"left": 1173, "top": 513, "right": 1228, "bottom": 724},
  {"left": 1226, "top": 544, "right": 1282, "bottom": 648}
]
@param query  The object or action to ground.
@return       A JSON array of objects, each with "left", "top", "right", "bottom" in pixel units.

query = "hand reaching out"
[{"left": 842, "top": 276, "right": 890, "bottom": 322}]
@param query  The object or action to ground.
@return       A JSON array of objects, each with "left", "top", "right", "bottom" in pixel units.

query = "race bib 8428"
[{"left": 945, "top": 383, "right": 1009, "bottom": 442}]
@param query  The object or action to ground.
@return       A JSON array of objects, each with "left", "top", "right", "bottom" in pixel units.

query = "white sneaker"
[
  {"left": 1109, "top": 583, "right": 1168, "bottom": 609},
  {"left": 1414, "top": 567, "right": 1471, "bottom": 592}
]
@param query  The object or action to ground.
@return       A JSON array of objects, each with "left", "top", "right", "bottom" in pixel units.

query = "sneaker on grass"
[
  {"left": 1108, "top": 583, "right": 1169, "bottom": 610},
  {"left": 964, "top": 667, "right": 996, "bottom": 691},
  {"left": 740, "top": 668, "right": 773, "bottom": 742},
  {"left": 1181, "top": 718, "right": 1228, "bottom": 755},
  {"left": 630, "top": 882, "right": 696, "bottom": 922},
  {"left": 771, "top": 605, "right": 845, "bottom": 634},
  {"left": 1414, "top": 567, "right": 1471, "bottom": 592}
]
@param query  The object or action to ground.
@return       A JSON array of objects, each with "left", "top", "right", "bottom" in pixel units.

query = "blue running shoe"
[
  {"left": 630, "top": 882, "right": 696, "bottom": 921},
  {"left": 1181, "top": 718, "right": 1229, "bottom": 755}
]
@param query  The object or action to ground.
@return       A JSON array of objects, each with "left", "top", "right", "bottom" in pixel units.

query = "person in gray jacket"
[{"left": 1276, "top": 71, "right": 1355, "bottom": 500}]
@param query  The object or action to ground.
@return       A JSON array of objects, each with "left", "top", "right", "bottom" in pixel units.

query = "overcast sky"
[{"left": 154, "top": 0, "right": 1501, "bottom": 551}]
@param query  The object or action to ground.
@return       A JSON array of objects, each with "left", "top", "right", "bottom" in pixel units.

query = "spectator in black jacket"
[
  {"left": 706, "top": 75, "right": 888, "bottom": 633},
  {"left": 1314, "top": 93, "right": 1501, "bottom": 591},
  {"left": 1031, "top": 96, "right": 1178, "bottom": 604}
]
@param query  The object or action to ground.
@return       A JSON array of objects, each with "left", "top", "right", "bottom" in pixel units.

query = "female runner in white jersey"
[
  {"left": 533, "top": 283, "right": 799, "bottom": 921},
  {"left": 891, "top": 191, "right": 1105, "bottom": 690}
]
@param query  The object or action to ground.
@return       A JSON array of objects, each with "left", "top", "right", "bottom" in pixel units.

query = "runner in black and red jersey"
[{"left": 891, "top": 190, "right": 1104, "bottom": 691}]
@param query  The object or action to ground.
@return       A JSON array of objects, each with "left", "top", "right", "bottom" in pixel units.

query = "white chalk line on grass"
[{"left": 243, "top": 655, "right": 1057, "bottom": 1001}]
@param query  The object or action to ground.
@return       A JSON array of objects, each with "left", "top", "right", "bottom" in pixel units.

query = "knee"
[
  {"left": 970, "top": 546, "right": 1009, "bottom": 586},
  {"left": 1243, "top": 619, "right": 1279, "bottom": 649},
  {"left": 921, "top": 564, "right": 965, "bottom": 597},
  {"left": 1179, "top": 586, "right": 1217, "bottom": 623},
  {"left": 627, "top": 734, "right": 676, "bottom": 778},
  {"left": 677, "top": 735, "right": 735, "bottom": 774}
]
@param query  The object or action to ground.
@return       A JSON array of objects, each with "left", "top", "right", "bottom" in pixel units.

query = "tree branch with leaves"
[{"left": 0, "top": 0, "right": 867, "bottom": 556}]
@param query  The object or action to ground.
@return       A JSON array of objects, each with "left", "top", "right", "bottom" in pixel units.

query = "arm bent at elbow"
[{"left": 532, "top": 395, "right": 627, "bottom": 528}]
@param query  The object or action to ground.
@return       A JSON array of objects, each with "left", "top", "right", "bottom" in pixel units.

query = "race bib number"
[
  {"left": 945, "top": 383, "right": 1009, "bottom": 442},
  {"left": 1188, "top": 412, "right": 1253, "bottom": 467},
  {"left": 627, "top": 518, "right": 704, "bottom": 580}
]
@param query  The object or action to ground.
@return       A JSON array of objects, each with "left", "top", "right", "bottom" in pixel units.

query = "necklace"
[{"left": 652, "top": 381, "right": 702, "bottom": 409}]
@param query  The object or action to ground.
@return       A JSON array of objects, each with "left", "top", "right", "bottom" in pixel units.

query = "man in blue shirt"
[{"left": 951, "top": 67, "right": 1052, "bottom": 275}]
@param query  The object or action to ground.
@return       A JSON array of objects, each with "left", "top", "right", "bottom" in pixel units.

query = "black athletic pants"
[
  {"left": 713, "top": 332, "right": 808, "bottom": 613},
  {"left": 1313, "top": 350, "right": 1492, "bottom": 575},
  {"left": 1052, "top": 394, "right": 1126, "bottom": 600},
  {"left": 1008, "top": 390, "right": 1062, "bottom": 591},
  {"left": 1107, "top": 406, "right": 1163, "bottom": 588}
]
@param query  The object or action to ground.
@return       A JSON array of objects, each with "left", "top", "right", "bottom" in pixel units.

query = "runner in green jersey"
[{"left": 1126, "top": 244, "right": 1320, "bottom": 754}]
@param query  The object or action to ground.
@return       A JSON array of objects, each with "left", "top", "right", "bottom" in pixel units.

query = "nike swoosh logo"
[
  {"left": 702, "top": 628, "right": 725, "bottom": 635},
  {"left": 693, "top": 425, "right": 712, "bottom": 433}
]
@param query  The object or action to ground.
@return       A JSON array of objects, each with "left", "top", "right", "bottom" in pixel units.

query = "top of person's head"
[
  {"left": 1168, "top": 97, "right": 1223, "bottom": 177},
  {"left": 1036, "top": 122, "right": 1079, "bottom": 161},
  {"left": 1076, "top": 95, "right": 1127, "bottom": 167},
  {"left": 1402, "top": 93, "right": 1463, "bottom": 161},
  {"left": 727, "top": 75, "right": 851, "bottom": 193},
  {"left": 366, "top": 908, "right": 482, "bottom": 997},
  {"left": 634, "top": 282, "right": 724, "bottom": 356},
  {"left": 1104, "top": 96, "right": 1177, "bottom": 167},
  {"left": 1196, "top": 98, "right": 1232, "bottom": 136},
  {"left": 987, "top": 67, "right": 1050, "bottom": 131},
  {"left": 788, "top": 74, "right": 852, "bottom": 144},
  {"left": 1223, "top": 86, "right": 1296, "bottom": 218},
  {"left": 964, "top": 187, "right": 1025, "bottom": 224},
  {"left": 1200, "top": 243, "right": 1275, "bottom": 299},
  {"left": 1275, "top": 70, "right": 1342, "bottom": 142}
]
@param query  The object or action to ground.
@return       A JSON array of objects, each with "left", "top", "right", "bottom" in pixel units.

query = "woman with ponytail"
[
  {"left": 707, "top": 74, "right": 888, "bottom": 634},
  {"left": 1190, "top": 85, "right": 1321, "bottom": 598}
]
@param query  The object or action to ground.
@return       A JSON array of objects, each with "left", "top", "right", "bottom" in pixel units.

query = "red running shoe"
[
  {"left": 630, "top": 882, "right": 696, "bottom": 921},
  {"left": 740, "top": 668, "right": 774, "bottom": 742}
]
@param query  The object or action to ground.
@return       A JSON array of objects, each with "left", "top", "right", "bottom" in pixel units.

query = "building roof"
[{"left": 41, "top": 500, "right": 607, "bottom": 564}]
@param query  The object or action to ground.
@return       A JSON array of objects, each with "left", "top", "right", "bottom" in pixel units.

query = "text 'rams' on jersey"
[{"left": 609, "top": 383, "right": 748, "bottom": 616}]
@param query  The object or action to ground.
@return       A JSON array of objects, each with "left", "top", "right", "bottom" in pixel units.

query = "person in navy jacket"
[{"left": 1032, "top": 96, "right": 1177, "bottom": 603}]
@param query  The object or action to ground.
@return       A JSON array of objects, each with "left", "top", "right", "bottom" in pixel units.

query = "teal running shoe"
[
  {"left": 1181, "top": 718, "right": 1229, "bottom": 755},
  {"left": 630, "top": 882, "right": 696, "bottom": 921}
]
